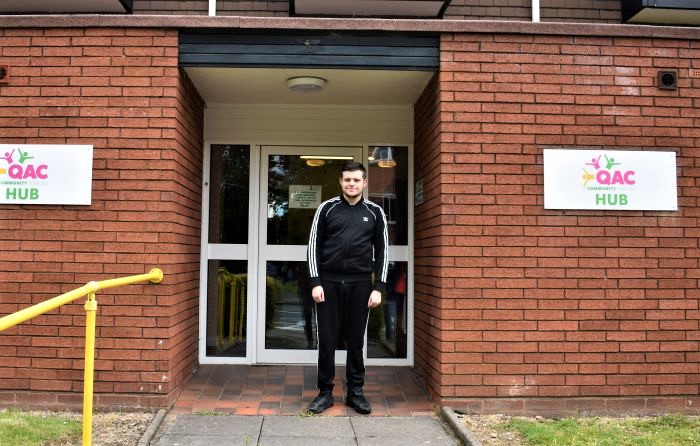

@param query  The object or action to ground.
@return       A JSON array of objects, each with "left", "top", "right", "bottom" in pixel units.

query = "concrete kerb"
[
  {"left": 440, "top": 406, "right": 483, "bottom": 446},
  {"left": 138, "top": 409, "right": 167, "bottom": 446}
]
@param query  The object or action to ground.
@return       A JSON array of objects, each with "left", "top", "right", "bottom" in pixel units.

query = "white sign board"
[
  {"left": 289, "top": 185, "right": 322, "bottom": 209},
  {"left": 544, "top": 149, "right": 677, "bottom": 211},
  {"left": 0, "top": 144, "right": 93, "bottom": 205}
]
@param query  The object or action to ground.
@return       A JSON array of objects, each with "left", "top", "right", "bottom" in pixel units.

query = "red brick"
[{"left": 0, "top": 25, "right": 202, "bottom": 408}]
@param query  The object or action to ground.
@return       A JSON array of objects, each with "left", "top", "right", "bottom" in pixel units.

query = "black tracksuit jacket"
[{"left": 307, "top": 195, "right": 389, "bottom": 293}]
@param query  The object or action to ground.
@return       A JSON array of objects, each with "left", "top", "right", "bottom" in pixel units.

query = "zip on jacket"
[{"left": 307, "top": 195, "right": 389, "bottom": 294}]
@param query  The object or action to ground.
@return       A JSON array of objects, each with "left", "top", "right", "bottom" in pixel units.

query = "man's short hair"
[{"left": 340, "top": 161, "right": 366, "bottom": 179}]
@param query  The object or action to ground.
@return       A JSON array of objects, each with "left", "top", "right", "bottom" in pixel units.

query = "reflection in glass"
[
  {"left": 207, "top": 260, "right": 247, "bottom": 357},
  {"left": 267, "top": 155, "right": 349, "bottom": 245},
  {"left": 368, "top": 261, "right": 408, "bottom": 359},
  {"left": 209, "top": 144, "right": 250, "bottom": 244},
  {"left": 368, "top": 146, "right": 408, "bottom": 245},
  {"left": 265, "top": 261, "right": 316, "bottom": 350}
]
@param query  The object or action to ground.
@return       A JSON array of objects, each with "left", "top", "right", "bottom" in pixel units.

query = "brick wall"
[
  {"left": 216, "top": 0, "right": 288, "bottom": 17},
  {"left": 444, "top": 0, "right": 620, "bottom": 23},
  {"left": 0, "top": 27, "right": 204, "bottom": 409},
  {"left": 541, "top": 0, "right": 620, "bottom": 23},
  {"left": 132, "top": 0, "right": 208, "bottom": 15},
  {"left": 413, "top": 73, "right": 447, "bottom": 402},
  {"left": 132, "top": 0, "right": 288, "bottom": 16},
  {"left": 413, "top": 32, "right": 700, "bottom": 415},
  {"left": 445, "top": 0, "right": 531, "bottom": 21}
]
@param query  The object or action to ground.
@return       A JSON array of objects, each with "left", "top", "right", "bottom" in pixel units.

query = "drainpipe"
[
  {"left": 532, "top": 0, "right": 540, "bottom": 22},
  {"left": 209, "top": 0, "right": 216, "bottom": 16}
]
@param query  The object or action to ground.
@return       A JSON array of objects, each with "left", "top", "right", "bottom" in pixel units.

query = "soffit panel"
[
  {"left": 0, "top": 0, "right": 131, "bottom": 13},
  {"left": 185, "top": 67, "right": 434, "bottom": 106},
  {"left": 622, "top": 0, "right": 700, "bottom": 25}
]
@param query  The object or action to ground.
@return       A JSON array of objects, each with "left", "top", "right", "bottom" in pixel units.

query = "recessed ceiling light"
[{"left": 287, "top": 76, "right": 327, "bottom": 92}]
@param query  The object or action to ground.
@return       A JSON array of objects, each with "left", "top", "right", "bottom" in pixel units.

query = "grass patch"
[
  {"left": 504, "top": 415, "right": 700, "bottom": 446},
  {"left": 0, "top": 408, "right": 82, "bottom": 446}
]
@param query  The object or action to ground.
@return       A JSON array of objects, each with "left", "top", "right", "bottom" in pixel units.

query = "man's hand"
[
  {"left": 312, "top": 285, "right": 325, "bottom": 303},
  {"left": 368, "top": 290, "right": 382, "bottom": 308}
]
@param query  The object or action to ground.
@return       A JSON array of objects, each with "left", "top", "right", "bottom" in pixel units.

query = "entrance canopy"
[
  {"left": 180, "top": 31, "right": 438, "bottom": 106},
  {"left": 179, "top": 31, "right": 439, "bottom": 70}
]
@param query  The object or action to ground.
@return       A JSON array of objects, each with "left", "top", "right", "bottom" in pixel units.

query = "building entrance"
[{"left": 201, "top": 142, "right": 412, "bottom": 365}]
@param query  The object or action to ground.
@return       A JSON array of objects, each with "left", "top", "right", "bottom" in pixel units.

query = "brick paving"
[{"left": 171, "top": 365, "right": 435, "bottom": 417}]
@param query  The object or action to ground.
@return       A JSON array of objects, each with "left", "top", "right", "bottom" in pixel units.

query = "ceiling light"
[
  {"left": 300, "top": 155, "right": 353, "bottom": 160},
  {"left": 368, "top": 147, "right": 378, "bottom": 161},
  {"left": 306, "top": 159, "right": 325, "bottom": 167},
  {"left": 378, "top": 147, "right": 397, "bottom": 168},
  {"left": 287, "top": 76, "right": 326, "bottom": 92}
]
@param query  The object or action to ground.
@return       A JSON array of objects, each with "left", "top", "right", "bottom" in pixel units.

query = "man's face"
[{"left": 339, "top": 169, "right": 367, "bottom": 200}]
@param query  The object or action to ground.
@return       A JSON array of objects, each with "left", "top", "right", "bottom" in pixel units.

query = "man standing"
[{"left": 306, "top": 161, "right": 388, "bottom": 415}]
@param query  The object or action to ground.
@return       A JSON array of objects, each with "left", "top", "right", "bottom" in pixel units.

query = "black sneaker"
[
  {"left": 345, "top": 388, "right": 371, "bottom": 414},
  {"left": 307, "top": 391, "right": 334, "bottom": 414}
]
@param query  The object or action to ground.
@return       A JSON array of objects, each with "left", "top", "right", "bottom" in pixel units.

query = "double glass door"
[
  {"left": 257, "top": 146, "right": 363, "bottom": 363},
  {"left": 203, "top": 144, "right": 410, "bottom": 365}
]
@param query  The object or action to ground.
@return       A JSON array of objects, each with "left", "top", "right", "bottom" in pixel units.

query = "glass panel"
[
  {"left": 206, "top": 260, "right": 247, "bottom": 357},
  {"left": 267, "top": 155, "right": 350, "bottom": 245},
  {"left": 209, "top": 144, "right": 250, "bottom": 244},
  {"left": 367, "top": 146, "right": 408, "bottom": 245},
  {"left": 368, "top": 261, "right": 408, "bottom": 359},
  {"left": 265, "top": 261, "right": 316, "bottom": 350}
]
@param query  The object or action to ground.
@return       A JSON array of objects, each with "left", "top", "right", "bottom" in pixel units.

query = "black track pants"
[{"left": 316, "top": 279, "right": 371, "bottom": 393}]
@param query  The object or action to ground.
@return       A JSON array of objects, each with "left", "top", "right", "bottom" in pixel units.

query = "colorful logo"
[
  {"left": 581, "top": 154, "right": 636, "bottom": 206},
  {"left": 0, "top": 148, "right": 48, "bottom": 179}
]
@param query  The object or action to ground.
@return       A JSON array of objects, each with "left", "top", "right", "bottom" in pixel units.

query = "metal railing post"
[{"left": 82, "top": 291, "right": 97, "bottom": 446}]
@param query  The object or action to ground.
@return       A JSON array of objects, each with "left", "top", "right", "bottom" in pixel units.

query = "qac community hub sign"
[
  {"left": 544, "top": 149, "right": 677, "bottom": 211},
  {"left": 0, "top": 144, "right": 93, "bottom": 205}
]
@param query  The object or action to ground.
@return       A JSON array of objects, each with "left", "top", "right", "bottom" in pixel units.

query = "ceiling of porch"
[{"left": 184, "top": 67, "right": 435, "bottom": 106}]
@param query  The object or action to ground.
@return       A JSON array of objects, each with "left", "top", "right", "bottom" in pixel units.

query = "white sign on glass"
[
  {"left": 0, "top": 144, "right": 93, "bottom": 205},
  {"left": 289, "top": 185, "right": 322, "bottom": 209},
  {"left": 543, "top": 149, "right": 677, "bottom": 211}
]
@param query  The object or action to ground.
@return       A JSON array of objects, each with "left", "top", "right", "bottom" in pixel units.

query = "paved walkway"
[
  {"left": 148, "top": 365, "right": 465, "bottom": 445},
  {"left": 151, "top": 413, "right": 462, "bottom": 446},
  {"left": 172, "top": 365, "right": 434, "bottom": 416}
]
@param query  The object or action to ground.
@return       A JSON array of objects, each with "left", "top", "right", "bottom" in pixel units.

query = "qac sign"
[
  {"left": 543, "top": 149, "right": 677, "bottom": 211},
  {"left": 0, "top": 144, "right": 93, "bottom": 205}
]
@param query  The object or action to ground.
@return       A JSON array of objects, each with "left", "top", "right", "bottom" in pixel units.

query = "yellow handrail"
[
  {"left": 0, "top": 268, "right": 164, "bottom": 446},
  {"left": 0, "top": 282, "right": 99, "bottom": 332}
]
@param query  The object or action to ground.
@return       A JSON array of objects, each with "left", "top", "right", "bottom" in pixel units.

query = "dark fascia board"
[
  {"left": 290, "top": 0, "right": 452, "bottom": 19},
  {"left": 121, "top": 0, "right": 133, "bottom": 14},
  {"left": 622, "top": 0, "right": 700, "bottom": 24},
  {"left": 179, "top": 29, "right": 440, "bottom": 70}
]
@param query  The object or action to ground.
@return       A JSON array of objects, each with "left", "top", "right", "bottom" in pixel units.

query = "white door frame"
[
  {"left": 198, "top": 141, "right": 260, "bottom": 365},
  {"left": 199, "top": 142, "right": 414, "bottom": 366},
  {"left": 256, "top": 145, "right": 363, "bottom": 364}
]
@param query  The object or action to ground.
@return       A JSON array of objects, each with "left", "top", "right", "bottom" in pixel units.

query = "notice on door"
[{"left": 289, "top": 185, "right": 322, "bottom": 209}]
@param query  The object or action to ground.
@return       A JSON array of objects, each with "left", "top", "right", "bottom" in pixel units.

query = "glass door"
[
  {"left": 257, "top": 146, "right": 363, "bottom": 363},
  {"left": 200, "top": 143, "right": 256, "bottom": 363}
]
